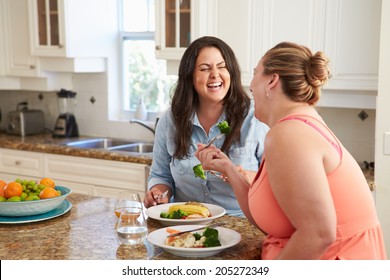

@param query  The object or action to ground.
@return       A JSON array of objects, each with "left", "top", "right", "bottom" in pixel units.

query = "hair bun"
[{"left": 305, "top": 52, "right": 330, "bottom": 87}]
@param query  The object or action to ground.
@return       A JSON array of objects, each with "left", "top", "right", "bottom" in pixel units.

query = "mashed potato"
[{"left": 165, "top": 232, "right": 206, "bottom": 248}]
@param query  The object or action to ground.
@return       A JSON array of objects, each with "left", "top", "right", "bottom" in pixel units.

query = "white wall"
[{"left": 375, "top": 0, "right": 390, "bottom": 258}]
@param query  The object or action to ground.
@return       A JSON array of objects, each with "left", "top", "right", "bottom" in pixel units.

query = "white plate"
[
  {"left": 147, "top": 225, "right": 241, "bottom": 258},
  {"left": 145, "top": 202, "right": 226, "bottom": 226}
]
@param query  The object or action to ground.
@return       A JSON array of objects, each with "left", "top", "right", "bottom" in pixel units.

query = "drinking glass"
[{"left": 115, "top": 192, "right": 148, "bottom": 245}]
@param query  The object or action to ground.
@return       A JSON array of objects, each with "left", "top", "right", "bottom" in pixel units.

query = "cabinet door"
[
  {"left": 3, "top": 0, "right": 39, "bottom": 77},
  {"left": 155, "top": 0, "right": 214, "bottom": 60},
  {"left": 28, "top": 0, "right": 64, "bottom": 56},
  {"left": 155, "top": 0, "right": 190, "bottom": 59},
  {"left": 0, "top": 148, "right": 44, "bottom": 177},
  {"left": 323, "top": 0, "right": 381, "bottom": 91},
  {"left": 44, "top": 154, "right": 148, "bottom": 194},
  {"left": 0, "top": 0, "right": 6, "bottom": 77},
  {"left": 29, "top": 0, "right": 112, "bottom": 58}
]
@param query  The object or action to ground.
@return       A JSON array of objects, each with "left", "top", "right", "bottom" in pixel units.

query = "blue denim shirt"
[{"left": 148, "top": 103, "right": 269, "bottom": 216}]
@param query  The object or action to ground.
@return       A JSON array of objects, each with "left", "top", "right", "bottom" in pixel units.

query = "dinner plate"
[
  {"left": 0, "top": 200, "right": 72, "bottom": 224},
  {"left": 147, "top": 225, "right": 241, "bottom": 258},
  {"left": 145, "top": 202, "right": 226, "bottom": 226}
]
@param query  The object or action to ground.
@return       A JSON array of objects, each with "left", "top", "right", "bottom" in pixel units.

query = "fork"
[
  {"left": 208, "top": 170, "right": 228, "bottom": 181},
  {"left": 203, "top": 133, "right": 225, "bottom": 149},
  {"left": 154, "top": 190, "right": 169, "bottom": 204}
]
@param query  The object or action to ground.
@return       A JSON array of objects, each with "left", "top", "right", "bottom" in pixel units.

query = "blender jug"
[{"left": 53, "top": 89, "right": 79, "bottom": 137}]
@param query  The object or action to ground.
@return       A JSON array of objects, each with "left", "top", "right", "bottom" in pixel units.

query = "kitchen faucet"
[{"left": 130, "top": 118, "right": 159, "bottom": 135}]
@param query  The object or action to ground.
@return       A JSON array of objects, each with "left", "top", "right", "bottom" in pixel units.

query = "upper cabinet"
[
  {"left": 155, "top": 0, "right": 216, "bottom": 60},
  {"left": 323, "top": 0, "right": 381, "bottom": 92},
  {"left": 0, "top": 0, "right": 116, "bottom": 91},
  {"left": 28, "top": 0, "right": 111, "bottom": 60},
  {"left": 2, "top": 0, "right": 40, "bottom": 78}
]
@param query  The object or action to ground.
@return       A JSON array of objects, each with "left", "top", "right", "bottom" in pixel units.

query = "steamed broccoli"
[
  {"left": 203, "top": 227, "right": 219, "bottom": 238},
  {"left": 217, "top": 121, "right": 231, "bottom": 134},
  {"left": 192, "top": 227, "right": 221, "bottom": 247},
  {"left": 160, "top": 209, "right": 189, "bottom": 219},
  {"left": 193, "top": 164, "right": 206, "bottom": 179},
  {"left": 203, "top": 235, "right": 221, "bottom": 247}
]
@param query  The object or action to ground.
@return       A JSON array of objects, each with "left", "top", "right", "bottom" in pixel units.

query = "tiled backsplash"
[
  {"left": 0, "top": 89, "right": 375, "bottom": 163},
  {"left": 317, "top": 107, "right": 376, "bottom": 163}
]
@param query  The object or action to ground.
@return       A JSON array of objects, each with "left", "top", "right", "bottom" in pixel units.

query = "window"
[{"left": 120, "top": 0, "right": 177, "bottom": 113}]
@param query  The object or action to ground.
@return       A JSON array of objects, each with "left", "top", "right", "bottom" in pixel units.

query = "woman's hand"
[
  {"left": 195, "top": 144, "right": 230, "bottom": 175},
  {"left": 143, "top": 185, "right": 171, "bottom": 208}
]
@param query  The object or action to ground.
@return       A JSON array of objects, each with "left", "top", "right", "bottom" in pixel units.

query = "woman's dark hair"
[
  {"left": 171, "top": 36, "right": 250, "bottom": 159},
  {"left": 262, "top": 41, "right": 331, "bottom": 105}
]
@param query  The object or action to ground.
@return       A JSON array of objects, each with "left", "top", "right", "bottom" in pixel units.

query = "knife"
[{"left": 167, "top": 222, "right": 226, "bottom": 237}]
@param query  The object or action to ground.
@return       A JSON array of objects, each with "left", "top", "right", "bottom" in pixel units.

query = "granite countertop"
[
  {"left": 0, "top": 133, "right": 153, "bottom": 165},
  {"left": 0, "top": 193, "right": 264, "bottom": 260}
]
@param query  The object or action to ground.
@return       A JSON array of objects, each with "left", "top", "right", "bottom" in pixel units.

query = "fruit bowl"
[{"left": 0, "top": 186, "right": 72, "bottom": 217}]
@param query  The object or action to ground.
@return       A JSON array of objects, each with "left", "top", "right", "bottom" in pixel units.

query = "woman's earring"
[{"left": 266, "top": 89, "right": 270, "bottom": 99}]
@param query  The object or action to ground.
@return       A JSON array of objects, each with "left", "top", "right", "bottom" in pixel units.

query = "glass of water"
[{"left": 115, "top": 192, "right": 147, "bottom": 245}]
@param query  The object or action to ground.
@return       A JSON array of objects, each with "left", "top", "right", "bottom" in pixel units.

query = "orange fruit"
[
  {"left": 39, "top": 177, "right": 56, "bottom": 188},
  {"left": 3, "top": 181, "right": 23, "bottom": 199},
  {"left": 0, "top": 180, "right": 7, "bottom": 197},
  {"left": 39, "top": 187, "right": 60, "bottom": 199}
]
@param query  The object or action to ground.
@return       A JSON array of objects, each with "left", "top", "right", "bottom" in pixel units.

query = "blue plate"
[{"left": 0, "top": 200, "right": 72, "bottom": 224}]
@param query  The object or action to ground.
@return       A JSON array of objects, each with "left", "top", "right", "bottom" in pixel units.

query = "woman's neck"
[
  {"left": 197, "top": 103, "right": 224, "bottom": 134},
  {"left": 268, "top": 102, "right": 316, "bottom": 127}
]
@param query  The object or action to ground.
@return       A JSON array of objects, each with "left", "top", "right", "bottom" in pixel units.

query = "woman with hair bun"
[{"left": 196, "top": 42, "right": 387, "bottom": 259}]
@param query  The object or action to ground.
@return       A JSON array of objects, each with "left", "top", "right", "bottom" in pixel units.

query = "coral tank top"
[{"left": 248, "top": 115, "right": 387, "bottom": 259}]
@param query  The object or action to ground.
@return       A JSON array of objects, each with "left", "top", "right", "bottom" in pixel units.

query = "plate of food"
[
  {"left": 147, "top": 224, "right": 241, "bottom": 258},
  {"left": 145, "top": 202, "right": 226, "bottom": 226}
]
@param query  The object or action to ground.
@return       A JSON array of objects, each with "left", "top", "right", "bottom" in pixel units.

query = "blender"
[{"left": 53, "top": 89, "right": 79, "bottom": 137}]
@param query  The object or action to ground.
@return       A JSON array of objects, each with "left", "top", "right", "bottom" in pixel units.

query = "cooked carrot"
[{"left": 166, "top": 228, "right": 181, "bottom": 234}]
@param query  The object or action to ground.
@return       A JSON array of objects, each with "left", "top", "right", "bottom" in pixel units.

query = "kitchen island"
[{"left": 0, "top": 192, "right": 264, "bottom": 260}]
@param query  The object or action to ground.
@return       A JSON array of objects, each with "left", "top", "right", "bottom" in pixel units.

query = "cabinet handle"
[
  {"left": 155, "top": 45, "right": 161, "bottom": 50},
  {"left": 58, "top": 44, "right": 64, "bottom": 49},
  {"left": 30, "top": 65, "right": 36, "bottom": 69},
  {"left": 14, "top": 160, "right": 21, "bottom": 166}
]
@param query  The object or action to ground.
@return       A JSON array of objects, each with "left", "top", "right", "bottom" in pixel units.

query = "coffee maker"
[{"left": 53, "top": 89, "right": 79, "bottom": 138}]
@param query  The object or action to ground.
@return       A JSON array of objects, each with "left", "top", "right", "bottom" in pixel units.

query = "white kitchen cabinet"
[
  {"left": 0, "top": 148, "right": 149, "bottom": 198},
  {"left": 28, "top": 0, "right": 110, "bottom": 61},
  {"left": 323, "top": 0, "right": 381, "bottom": 92},
  {"left": 0, "top": 0, "right": 19, "bottom": 88},
  {"left": 155, "top": 0, "right": 216, "bottom": 60},
  {"left": 0, "top": 148, "right": 44, "bottom": 179},
  {"left": 44, "top": 154, "right": 148, "bottom": 198},
  {"left": 0, "top": 0, "right": 7, "bottom": 78},
  {"left": 2, "top": 0, "right": 40, "bottom": 78}
]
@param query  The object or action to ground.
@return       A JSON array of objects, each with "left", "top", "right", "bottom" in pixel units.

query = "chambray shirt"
[{"left": 148, "top": 103, "right": 269, "bottom": 216}]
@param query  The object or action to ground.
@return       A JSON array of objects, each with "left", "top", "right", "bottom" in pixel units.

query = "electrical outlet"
[{"left": 384, "top": 132, "right": 390, "bottom": 155}]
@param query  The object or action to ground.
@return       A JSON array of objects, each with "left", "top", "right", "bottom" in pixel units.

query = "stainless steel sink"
[
  {"left": 60, "top": 138, "right": 153, "bottom": 154},
  {"left": 108, "top": 143, "right": 154, "bottom": 153}
]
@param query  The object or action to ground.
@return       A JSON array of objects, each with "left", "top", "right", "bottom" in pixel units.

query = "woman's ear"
[{"left": 268, "top": 74, "right": 279, "bottom": 89}]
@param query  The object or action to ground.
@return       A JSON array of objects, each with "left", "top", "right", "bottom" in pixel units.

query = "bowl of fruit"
[{"left": 0, "top": 178, "right": 71, "bottom": 217}]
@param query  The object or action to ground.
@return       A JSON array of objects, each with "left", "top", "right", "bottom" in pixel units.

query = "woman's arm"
[
  {"left": 195, "top": 144, "right": 257, "bottom": 225},
  {"left": 266, "top": 124, "right": 337, "bottom": 259}
]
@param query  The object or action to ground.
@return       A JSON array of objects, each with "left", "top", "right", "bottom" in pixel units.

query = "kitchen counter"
[
  {"left": 0, "top": 193, "right": 264, "bottom": 260},
  {"left": 0, "top": 133, "right": 153, "bottom": 165}
]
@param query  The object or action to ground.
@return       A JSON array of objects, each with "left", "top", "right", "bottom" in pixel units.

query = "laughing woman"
[{"left": 143, "top": 36, "right": 269, "bottom": 216}]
